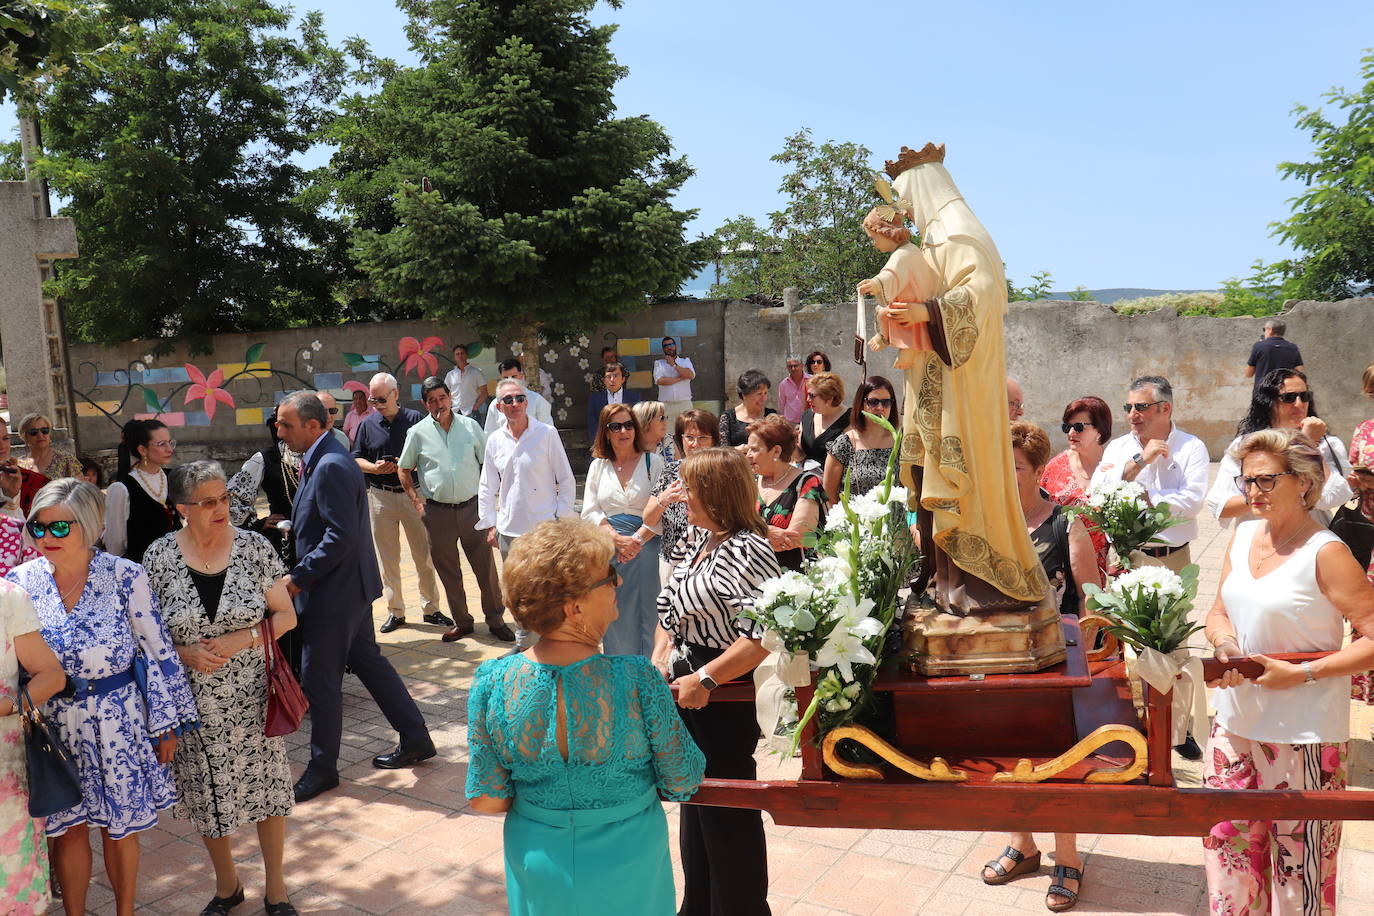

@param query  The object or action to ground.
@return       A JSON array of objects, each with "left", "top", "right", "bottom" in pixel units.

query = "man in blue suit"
[
  {"left": 586, "top": 361, "right": 641, "bottom": 440},
  {"left": 275, "top": 391, "right": 435, "bottom": 802}
]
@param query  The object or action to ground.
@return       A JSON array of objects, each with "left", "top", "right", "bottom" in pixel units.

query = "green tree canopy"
[
  {"left": 709, "top": 129, "right": 886, "bottom": 304},
  {"left": 329, "top": 0, "right": 706, "bottom": 374},
  {"left": 27, "top": 0, "right": 351, "bottom": 347}
]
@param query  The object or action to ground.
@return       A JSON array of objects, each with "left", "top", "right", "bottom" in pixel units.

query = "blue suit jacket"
[
  {"left": 587, "top": 389, "right": 642, "bottom": 439},
  {"left": 289, "top": 433, "right": 383, "bottom": 616}
]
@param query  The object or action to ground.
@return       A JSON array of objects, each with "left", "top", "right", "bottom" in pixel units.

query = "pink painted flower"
[
  {"left": 1320, "top": 745, "right": 1341, "bottom": 774},
  {"left": 184, "top": 363, "right": 235, "bottom": 420},
  {"left": 398, "top": 336, "right": 443, "bottom": 378}
]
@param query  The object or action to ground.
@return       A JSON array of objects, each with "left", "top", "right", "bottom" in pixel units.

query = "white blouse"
[
  {"left": 1206, "top": 433, "right": 1354, "bottom": 528},
  {"left": 582, "top": 453, "right": 665, "bottom": 531}
]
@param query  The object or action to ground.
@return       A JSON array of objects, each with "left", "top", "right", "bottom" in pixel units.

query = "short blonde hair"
[
  {"left": 632, "top": 400, "right": 665, "bottom": 429},
  {"left": 807, "top": 372, "right": 844, "bottom": 408},
  {"left": 1231, "top": 428, "right": 1325, "bottom": 510},
  {"left": 501, "top": 519, "right": 614, "bottom": 635},
  {"left": 680, "top": 448, "right": 768, "bottom": 538},
  {"left": 27, "top": 478, "right": 105, "bottom": 550}
]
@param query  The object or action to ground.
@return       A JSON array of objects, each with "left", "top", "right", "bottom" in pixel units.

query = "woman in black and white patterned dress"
[{"left": 142, "top": 461, "right": 300, "bottom": 916}]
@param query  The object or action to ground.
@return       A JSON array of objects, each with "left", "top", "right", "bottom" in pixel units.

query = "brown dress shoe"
[{"left": 441, "top": 623, "right": 475, "bottom": 642}]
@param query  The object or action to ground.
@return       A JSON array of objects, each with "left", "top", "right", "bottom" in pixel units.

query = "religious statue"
[{"left": 858, "top": 143, "right": 1062, "bottom": 673}]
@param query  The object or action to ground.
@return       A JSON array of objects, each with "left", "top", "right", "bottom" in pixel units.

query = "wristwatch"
[
  {"left": 1130, "top": 452, "right": 1144, "bottom": 468},
  {"left": 697, "top": 668, "right": 718, "bottom": 691},
  {"left": 1302, "top": 661, "right": 1317, "bottom": 685}
]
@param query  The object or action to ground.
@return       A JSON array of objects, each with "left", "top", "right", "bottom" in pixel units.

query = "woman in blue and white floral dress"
[{"left": 6, "top": 479, "right": 198, "bottom": 916}]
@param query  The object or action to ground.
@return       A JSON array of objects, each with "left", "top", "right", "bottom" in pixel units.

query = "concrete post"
[{"left": 782, "top": 286, "right": 800, "bottom": 313}]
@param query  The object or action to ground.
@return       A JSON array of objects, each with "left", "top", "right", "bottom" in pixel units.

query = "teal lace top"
[{"left": 465, "top": 653, "right": 706, "bottom": 808}]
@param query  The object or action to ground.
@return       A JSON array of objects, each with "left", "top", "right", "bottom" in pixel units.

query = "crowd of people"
[{"left": 2, "top": 322, "right": 1374, "bottom": 915}]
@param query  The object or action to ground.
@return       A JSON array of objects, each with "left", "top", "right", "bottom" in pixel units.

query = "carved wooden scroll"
[
  {"left": 991, "top": 724, "right": 1148, "bottom": 784},
  {"left": 1077, "top": 614, "right": 1121, "bottom": 663},
  {"left": 821, "top": 725, "right": 969, "bottom": 782}
]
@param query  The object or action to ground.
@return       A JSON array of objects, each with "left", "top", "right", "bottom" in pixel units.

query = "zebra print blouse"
[{"left": 656, "top": 527, "right": 781, "bottom": 650}]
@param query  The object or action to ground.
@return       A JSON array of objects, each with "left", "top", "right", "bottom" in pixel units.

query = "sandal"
[
  {"left": 199, "top": 885, "right": 245, "bottom": 916},
  {"left": 264, "top": 899, "right": 299, "bottom": 915},
  {"left": 982, "top": 845, "right": 1042, "bottom": 885},
  {"left": 1047, "top": 863, "right": 1085, "bottom": 912}
]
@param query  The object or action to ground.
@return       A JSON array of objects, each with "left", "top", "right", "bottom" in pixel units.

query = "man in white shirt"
[
  {"left": 477, "top": 378, "right": 577, "bottom": 648},
  {"left": 653, "top": 336, "right": 696, "bottom": 424},
  {"left": 444, "top": 342, "right": 490, "bottom": 421},
  {"left": 484, "top": 358, "right": 553, "bottom": 433}
]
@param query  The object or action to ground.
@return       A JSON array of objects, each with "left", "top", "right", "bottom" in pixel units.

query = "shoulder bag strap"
[{"left": 1323, "top": 435, "right": 1344, "bottom": 476}]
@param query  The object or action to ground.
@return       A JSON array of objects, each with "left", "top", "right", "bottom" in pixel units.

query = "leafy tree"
[
  {"left": 329, "top": 0, "right": 707, "bottom": 388},
  {"left": 709, "top": 128, "right": 885, "bottom": 304},
  {"left": 26, "top": 0, "right": 350, "bottom": 347},
  {"left": 0, "top": 136, "right": 20, "bottom": 178},
  {"left": 1, "top": 0, "right": 111, "bottom": 103}
]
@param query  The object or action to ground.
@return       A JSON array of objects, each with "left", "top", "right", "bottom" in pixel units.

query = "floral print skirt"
[{"left": 1203, "top": 722, "right": 1345, "bottom": 916}]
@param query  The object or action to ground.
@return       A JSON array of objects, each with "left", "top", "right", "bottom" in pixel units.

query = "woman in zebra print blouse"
[{"left": 652, "top": 447, "right": 780, "bottom": 916}]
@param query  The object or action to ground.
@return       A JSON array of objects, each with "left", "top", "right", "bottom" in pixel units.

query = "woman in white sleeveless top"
[{"left": 1204, "top": 429, "right": 1374, "bottom": 916}]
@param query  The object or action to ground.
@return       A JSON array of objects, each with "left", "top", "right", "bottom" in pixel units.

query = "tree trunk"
[{"left": 516, "top": 321, "right": 545, "bottom": 395}]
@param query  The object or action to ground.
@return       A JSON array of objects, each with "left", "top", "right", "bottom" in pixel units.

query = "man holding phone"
[
  {"left": 0, "top": 417, "right": 47, "bottom": 519},
  {"left": 352, "top": 372, "right": 450, "bottom": 634}
]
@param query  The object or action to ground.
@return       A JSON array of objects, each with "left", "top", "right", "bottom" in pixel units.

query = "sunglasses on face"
[
  {"left": 183, "top": 493, "right": 231, "bottom": 510},
  {"left": 1123, "top": 401, "right": 1163, "bottom": 413},
  {"left": 1277, "top": 391, "right": 1312, "bottom": 404},
  {"left": 1062, "top": 422, "right": 1095, "bottom": 434},
  {"left": 327, "top": 407, "right": 339, "bottom": 415},
  {"left": 808, "top": 359, "right": 825, "bottom": 365},
  {"left": 585, "top": 565, "right": 622, "bottom": 592},
  {"left": 1234, "top": 471, "right": 1296, "bottom": 493},
  {"left": 367, "top": 395, "right": 391, "bottom": 405},
  {"left": 606, "top": 420, "right": 635, "bottom": 433},
  {"left": 863, "top": 397, "right": 894, "bottom": 409},
  {"left": 24, "top": 427, "right": 51, "bottom": 437},
  {"left": 27, "top": 519, "right": 78, "bottom": 539},
  {"left": 499, "top": 394, "right": 527, "bottom": 405}
]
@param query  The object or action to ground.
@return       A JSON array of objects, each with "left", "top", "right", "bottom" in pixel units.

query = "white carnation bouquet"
[
  {"left": 1067, "top": 479, "right": 1186, "bottom": 570},
  {"left": 1082, "top": 564, "right": 1202, "bottom": 654}
]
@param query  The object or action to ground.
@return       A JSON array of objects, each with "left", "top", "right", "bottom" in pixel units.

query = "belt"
[
  {"left": 1139, "top": 542, "right": 1190, "bottom": 558},
  {"left": 426, "top": 497, "right": 476, "bottom": 509},
  {"left": 513, "top": 786, "right": 659, "bottom": 828},
  {"left": 369, "top": 483, "right": 405, "bottom": 493},
  {"left": 69, "top": 668, "right": 136, "bottom": 701}
]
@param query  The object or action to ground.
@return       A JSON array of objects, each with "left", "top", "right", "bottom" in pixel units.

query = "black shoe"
[
  {"left": 1174, "top": 734, "right": 1202, "bottom": 761},
  {"left": 199, "top": 884, "right": 245, "bottom": 916},
  {"left": 292, "top": 771, "right": 339, "bottom": 802},
  {"left": 379, "top": 614, "right": 406, "bottom": 634},
  {"left": 373, "top": 738, "right": 437, "bottom": 769},
  {"left": 489, "top": 624, "right": 516, "bottom": 642},
  {"left": 423, "top": 611, "right": 455, "bottom": 627},
  {"left": 264, "top": 899, "right": 299, "bottom": 916}
]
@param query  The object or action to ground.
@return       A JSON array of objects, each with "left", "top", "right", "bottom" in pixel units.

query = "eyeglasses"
[
  {"left": 585, "top": 565, "right": 621, "bottom": 592},
  {"left": 327, "top": 407, "right": 339, "bottom": 415},
  {"left": 808, "top": 358, "right": 825, "bottom": 365},
  {"left": 863, "top": 397, "right": 894, "bottom": 409},
  {"left": 182, "top": 493, "right": 231, "bottom": 510},
  {"left": 367, "top": 395, "right": 391, "bottom": 405},
  {"left": 1277, "top": 391, "right": 1313, "bottom": 404},
  {"left": 1008, "top": 400, "right": 1023, "bottom": 412},
  {"left": 662, "top": 342, "right": 676, "bottom": 348},
  {"left": 1123, "top": 401, "right": 1163, "bottom": 413},
  {"left": 1234, "top": 471, "right": 1297, "bottom": 493},
  {"left": 150, "top": 439, "right": 176, "bottom": 449},
  {"left": 1061, "top": 422, "right": 1095, "bottom": 434},
  {"left": 27, "top": 519, "right": 78, "bottom": 539},
  {"left": 682, "top": 434, "right": 711, "bottom": 445},
  {"left": 499, "top": 394, "right": 527, "bottom": 405},
  {"left": 606, "top": 421, "right": 635, "bottom": 433},
  {"left": 24, "top": 427, "right": 51, "bottom": 437}
]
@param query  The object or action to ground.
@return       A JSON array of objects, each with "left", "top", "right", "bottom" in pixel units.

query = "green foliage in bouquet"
[
  {"left": 1065, "top": 480, "right": 1187, "bottom": 570},
  {"left": 1082, "top": 563, "right": 1203, "bottom": 655}
]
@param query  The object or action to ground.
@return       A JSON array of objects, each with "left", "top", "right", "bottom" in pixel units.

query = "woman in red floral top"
[
  {"left": 747, "top": 415, "right": 824, "bottom": 572},
  {"left": 1347, "top": 363, "right": 1374, "bottom": 710},
  {"left": 1039, "top": 396, "right": 1113, "bottom": 577}
]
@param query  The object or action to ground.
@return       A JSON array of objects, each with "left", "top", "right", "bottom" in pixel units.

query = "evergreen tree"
[{"left": 329, "top": 0, "right": 707, "bottom": 385}]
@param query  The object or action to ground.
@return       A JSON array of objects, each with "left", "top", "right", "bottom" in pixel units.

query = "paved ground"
[{"left": 79, "top": 464, "right": 1374, "bottom": 914}]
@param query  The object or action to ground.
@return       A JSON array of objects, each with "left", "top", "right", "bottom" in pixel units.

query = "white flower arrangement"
[{"left": 1069, "top": 479, "right": 1185, "bottom": 570}]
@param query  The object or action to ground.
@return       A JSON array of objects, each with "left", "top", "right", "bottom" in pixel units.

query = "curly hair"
[
  {"left": 1238, "top": 368, "right": 1318, "bottom": 437},
  {"left": 1010, "top": 421, "right": 1052, "bottom": 471},
  {"left": 747, "top": 414, "right": 796, "bottom": 454},
  {"left": 862, "top": 207, "right": 912, "bottom": 245},
  {"left": 501, "top": 519, "right": 615, "bottom": 635}
]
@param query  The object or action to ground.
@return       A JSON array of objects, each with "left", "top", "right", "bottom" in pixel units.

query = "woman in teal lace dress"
[{"left": 466, "top": 518, "right": 706, "bottom": 915}]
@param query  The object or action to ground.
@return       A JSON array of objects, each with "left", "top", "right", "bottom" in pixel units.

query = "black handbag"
[
  {"left": 1323, "top": 437, "right": 1374, "bottom": 571},
  {"left": 19, "top": 683, "right": 83, "bottom": 818}
]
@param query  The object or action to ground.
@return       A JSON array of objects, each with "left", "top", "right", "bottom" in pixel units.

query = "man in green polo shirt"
[{"left": 398, "top": 376, "right": 513, "bottom": 642}]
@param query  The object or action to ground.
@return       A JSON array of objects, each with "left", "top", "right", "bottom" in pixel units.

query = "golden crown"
[{"left": 884, "top": 142, "right": 946, "bottom": 178}]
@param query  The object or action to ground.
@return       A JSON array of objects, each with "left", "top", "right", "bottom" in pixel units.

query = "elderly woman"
[
  {"left": 0, "top": 579, "right": 68, "bottom": 912},
  {"left": 1203, "top": 428, "right": 1374, "bottom": 915},
  {"left": 105, "top": 418, "right": 179, "bottom": 563},
  {"left": 719, "top": 369, "right": 776, "bottom": 448},
  {"left": 142, "top": 462, "right": 299, "bottom": 916},
  {"left": 748, "top": 414, "right": 823, "bottom": 572},
  {"left": 466, "top": 518, "right": 704, "bottom": 915},
  {"left": 652, "top": 448, "right": 781, "bottom": 916},
  {"left": 642, "top": 410, "right": 719, "bottom": 563},
  {"left": 7, "top": 479, "right": 199, "bottom": 916},
  {"left": 582, "top": 404, "right": 665, "bottom": 657},
  {"left": 1040, "top": 397, "right": 1113, "bottom": 574},
  {"left": 823, "top": 375, "right": 897, "bottom": 505},
  {"left": 16, "top": 413, "right": 84, "bottom": 482},
  {"left": 1207, "top": 369, "right": 1353, "bottom": 528},
  {"left": 633, "top": 399, "right": 677, "bottom": 462},
  {"left": 799, "top": 371, "right": 850, "bottom": 470}
]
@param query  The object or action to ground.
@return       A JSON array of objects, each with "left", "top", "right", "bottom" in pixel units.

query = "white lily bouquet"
[
  {"left": 742, "top": 415, "right": 916, "bottom": 755},
  {"left": 1066, "top": 480, "right": 1185, "bottom": 571}
]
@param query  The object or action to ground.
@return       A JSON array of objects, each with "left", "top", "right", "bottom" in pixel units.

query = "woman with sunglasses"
[
  {"left": 142, "top": 462, "right": 300, "bottom": 915},
  {"left": 823, "top": 375, "right": 898, "bottom": 506},
  {"left": 467, "top": 518, "right": 704, "bottom": 915},
  {"left": 16, "top": 413, "right": 84, "bottom": 482},
  {"left": 719, "top": 369, "right": 776, "bottom": 449},
  {"left": 1039, "top": 397, "right": 1113, "bottom": 575},
  {"left": 1202, "top": 428, "right": 1374, "bottom": 915},
  {"left": 1206, "top": 369, "right": 1353, "bottom": 528},
  {"left": 105, "top": 418, "right": 179, "bottom": 563},
  {"left": 582, "top": 404, "right": 665, "bottom": 657},
  {"left": 8, "top": 479, "right": 199, "bottom": 916},
  {"left": 805, "top": 350, "right": 832, "bottom": 374}
]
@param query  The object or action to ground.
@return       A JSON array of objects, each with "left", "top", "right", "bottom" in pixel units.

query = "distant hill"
[{"left": 1047, "top": 288, "right": 1216, "bottom": 304}]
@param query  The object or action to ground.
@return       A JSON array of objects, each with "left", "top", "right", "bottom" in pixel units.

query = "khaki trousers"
[
  {"left": 368, "top": 487, "right": 440, "bottom": 617},
  {"left": 1135, "top": 543, "right": 1193, "bottom": 575},
  {"left": 422, "top": 498, "right": 504, "bottom": 627}
]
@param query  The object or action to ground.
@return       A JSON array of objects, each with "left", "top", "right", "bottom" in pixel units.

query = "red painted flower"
[
  {"left": 398, "top": 336, "right": 443, "bottom": 378},
  {"left": 184, "top": 363, "right": 235, "bottom": 420}
]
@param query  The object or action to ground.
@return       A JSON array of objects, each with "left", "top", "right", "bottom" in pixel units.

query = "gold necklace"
[
  {"left": 133, "top": 464, "right": 166, "bottom": 501},
  {"left": 1254, "top": 523, "right": 1308, "bottom": 568}
]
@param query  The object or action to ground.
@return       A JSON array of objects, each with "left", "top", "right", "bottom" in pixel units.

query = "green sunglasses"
[{"left": 27, "top": 519, "right": 79, "bottom": 539}]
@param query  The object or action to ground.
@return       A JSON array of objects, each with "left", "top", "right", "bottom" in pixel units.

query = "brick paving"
[{"left": 79, "top": 464, "right": 1374, "bottom": 914}]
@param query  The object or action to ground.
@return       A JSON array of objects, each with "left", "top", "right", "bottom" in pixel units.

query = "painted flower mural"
[
  {"left": 184, "top": 364, "right": 236, "bottom": 420},
  {"left": 398, "top": 336, "right": 443, "bottom": 378}
]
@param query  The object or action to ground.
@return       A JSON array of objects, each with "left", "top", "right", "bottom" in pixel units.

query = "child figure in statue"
[{"left": 859, "top": 206, "right": 938, "bottom": 361}]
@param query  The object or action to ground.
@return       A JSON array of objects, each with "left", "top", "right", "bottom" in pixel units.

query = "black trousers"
[
  {"left": 677, "top": 700, "right": 771, "bottom": 916},
  {"left": 299, "top": 603, "right": 429, "bottom": 778}
]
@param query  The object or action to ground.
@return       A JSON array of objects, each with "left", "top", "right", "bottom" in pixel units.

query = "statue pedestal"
[{"left": 902, "top": 599, "right": 1067, "bottom": 676}]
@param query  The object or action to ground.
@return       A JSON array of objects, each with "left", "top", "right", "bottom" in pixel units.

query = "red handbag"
[{"left": 262, "top": 615, "right": 308, "bottom": 737}]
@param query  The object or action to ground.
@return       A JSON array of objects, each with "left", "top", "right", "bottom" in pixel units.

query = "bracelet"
[
  {"left": 249, "top": 624, "right": 261, "bottom": 647},
  {"left": 1302, "top": 661, "right": 1318, "bottom": 685},
  {"left": 1210, "top": 632, "right": 1238, "bottom": 647}
]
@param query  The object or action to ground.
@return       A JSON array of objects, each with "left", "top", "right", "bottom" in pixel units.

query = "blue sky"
[{"left": 6, "top": 1, "right": 1372, "bottom": 292}]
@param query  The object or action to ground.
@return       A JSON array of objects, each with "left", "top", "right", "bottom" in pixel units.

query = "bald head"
[{"left": 317, "top": 390, "right": 339, "bottom": 426}]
